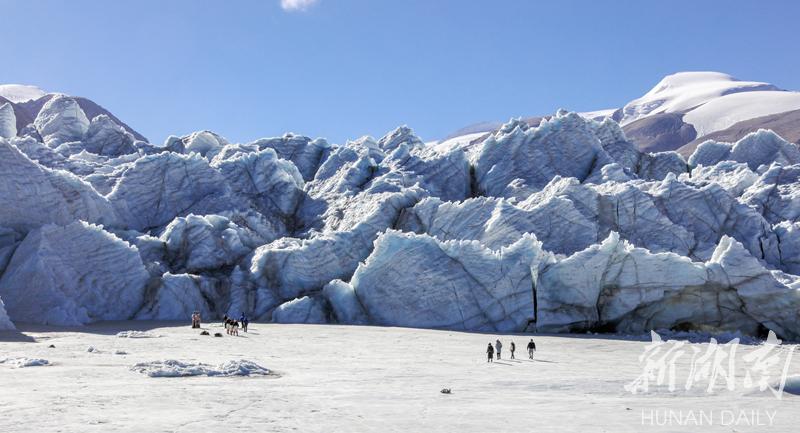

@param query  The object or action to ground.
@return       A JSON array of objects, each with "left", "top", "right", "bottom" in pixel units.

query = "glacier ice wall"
[
  {"left": 0, "top": 221, "right": 149, "bottom": 325},
  {"left": 0, "top": 295, "right": 14, "bottom": 330},
  {"left": 1, "top": 99, "right": 799, "bottom": 339},
  {"left": 350, "top": 230, "right": 547, "bottom": 331},
  {"left": 0, "top": 102, "right": 16, "bottom": 139}
]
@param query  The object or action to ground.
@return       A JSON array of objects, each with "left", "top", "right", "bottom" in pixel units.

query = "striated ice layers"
[{"left": 1, "top": 101, "right": 799, "bottom": 339}]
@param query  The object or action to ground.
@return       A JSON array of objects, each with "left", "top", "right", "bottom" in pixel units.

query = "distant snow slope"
[
  {"left": 579, "top": 108, "right": 616, "bottom": 120},
  {"left": 684, "top": 90, "right": 800, "bottom": 137},
  {"left": 430, "top": 131, "right": 489, "bottom": 155},
  {"left": 619, "top": 71, "right": 779, "bottom": 125},
  {"left": 0, "top": 85, "right": 46, "bottom": 103}
]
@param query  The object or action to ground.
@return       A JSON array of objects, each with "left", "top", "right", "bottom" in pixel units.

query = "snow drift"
[
  {"left": 0, "top": 357, "right": 50, "bottom": 368},
  {"left": 130, "top": 359, "right": 271, "bottom": 377}
]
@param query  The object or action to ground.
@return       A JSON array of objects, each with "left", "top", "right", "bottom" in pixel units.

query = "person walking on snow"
[
  {"left": 510, "top": 341, "right": 516, "bottom": 359},
  {"left": 495, "top": 339, "right": 503, "bottom": 360},
  {"left": 487, "top": 343, "right": 494, "bottom": 362},
  {"left": 527, "top": 338, "right": 537, "bottom": 359},
  {"left": 240, "top": 313, "right": 249, "bottom": 333}
]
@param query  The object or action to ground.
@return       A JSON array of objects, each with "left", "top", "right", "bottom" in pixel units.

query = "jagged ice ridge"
[{"left": 1, "top": 95, "right": 799, "bottom": 339}]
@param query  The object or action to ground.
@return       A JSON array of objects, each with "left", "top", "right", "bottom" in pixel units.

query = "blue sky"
[{"left": 1, "top": 0, "right": 799, "bottom": 144}]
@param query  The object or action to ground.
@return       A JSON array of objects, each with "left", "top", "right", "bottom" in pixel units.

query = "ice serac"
[
  {"left": 647, "top": 176, "right": 779, "bottom": 263},
  {"left": 226, "top": 266, "right": 254, "bottom": 318},
  {"left": 0, "top": 227, "right": 20, "bottom": 277},
  {"left": 377, "top": 125, "right": 424, "bottom": 152},
  {"left": 211, "top": 146, "right": 305, "bottom": 230},
  {"left": 474, "top": 112, "right": 613, "bottom": 198},
  {"left": 181, "top": 130, "right": 229, "bottom": 159},
  {"left": 636, "top": 151, "right": 687, "bottom": 181},
  {"left": 10, "top": 136, "right": 73, "bottom": 171},
  {"left": 678, "top": 161, "right": 758, "bottom": 197},
  {"left": 108, "top": 152, "right": 235, "bottom": 231},
  {"left": 775, "top": 222, "right": 800, "bottom": 275},
  {"left": 0, "top": 296, "right": 15, "bottom": 330},
  {"left": 249, "top": 134, "right": 331, "bottom": 181},
  {"left": 251, "top": 188, "right": 423, "bottom": 303},
  {"left": 322, "top": 280, "right": 369, "bottom": 325},
  {"left": 706, "top": 237, "right": 800, "bottom": 340},
  {"left": 536, "top": 233, "right": 800, "bottom": 339},
  {"left": 272, "top": 296, "right": 328, "bottom": 324},
  {"left": 398, "top": 171, "right": 780, "bottom": 264},
  {"left": 137, "top": 273, "right": 225, "bottom": 321},
  {"left": 351, "top": 230, "right": 550, "bottom": 332},
  {"left": 83, "top": 115, "right": 137, "bottom": 156},
  {"left": 160, "top": 213, "right": 277, "bottom": 273},
  {"left": 301, "top": 136, "right": 384, "bottom": 205},
  {"left": 536, "top": 232, "right": 711, "bottom": 333},
  {"left": 0, "top": 102, "right": 16, "bottom": 138},
  {"left": 398, "top": 195, "right": 596, "bottom": 254},
  {"left": 740, "top": 164, "right": 800, "bottom": 224},
  {"left": 0, "top": 138, "right": 118, "bottom": 232},
  {"left": 0, "top": 221, "right": 149, "bottom": 325},
  {"left": 689, "top": 129, "right": 800, "bottom": 170},
  {"left": 377, "top": 144, "right": 470, "bottom": 201},
  {"left": 33, "top": 94, "right": 90, "bottom": 147},
  {"left": 591, "top": 118, "right": 639, "bottom": 171}
]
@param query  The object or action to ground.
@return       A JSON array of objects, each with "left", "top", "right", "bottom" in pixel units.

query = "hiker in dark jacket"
[
  {"left": 487, "top": 343, "right": 494, "bottom": 362},
  {"left": 510, "top": 341, "right": 516, "bottom": 359},
  {"left": 240, "top": 314, "right": 249, "bottom": 333},
  {"left": 527, "top": 338, "right": 537, "bottom": 359}
]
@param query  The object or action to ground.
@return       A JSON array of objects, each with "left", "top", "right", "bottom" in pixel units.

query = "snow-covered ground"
[{"left": 1, "top": 322, "right": 798, "bottom": 432}]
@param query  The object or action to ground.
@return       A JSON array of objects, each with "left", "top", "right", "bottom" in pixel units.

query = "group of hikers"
[
  {"left": 189, "top": 312, "right": 250, "bottom": 336},
  {"left": 191, "top": 311, "right": 202, "bottom": 328},
  {"left": 194, "top": 314, "right": 535, "bottom": 357},
  {"left": 486, "top": 338, "right": 536, "bottom": 362},
  {"left": 222, "top": 314, "right": 249, "bottom": 335}
]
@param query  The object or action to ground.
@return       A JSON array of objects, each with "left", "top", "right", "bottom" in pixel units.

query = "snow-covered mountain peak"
[
  {"left": 620, "top": 71, "right": 780, "bottom": 125},
  {"left": 0, "top": 84, "right": 47, "bottom": 103}
]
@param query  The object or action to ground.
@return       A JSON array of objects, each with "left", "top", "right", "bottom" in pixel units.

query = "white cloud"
[{"left": 281, "top": 0, "right": 319, "bottom": 12}]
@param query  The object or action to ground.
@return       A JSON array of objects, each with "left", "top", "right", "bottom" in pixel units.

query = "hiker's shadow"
[
  {"left": 491, "top": 361, "right": 514, "bottom": 366},
  {"left": 515, "top": 358, "right": 558, "bottom": 364}
]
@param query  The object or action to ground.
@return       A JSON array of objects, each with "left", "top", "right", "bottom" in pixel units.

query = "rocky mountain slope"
[{"left": 1, "top": 84, "right": 799, "bottom": 339}]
